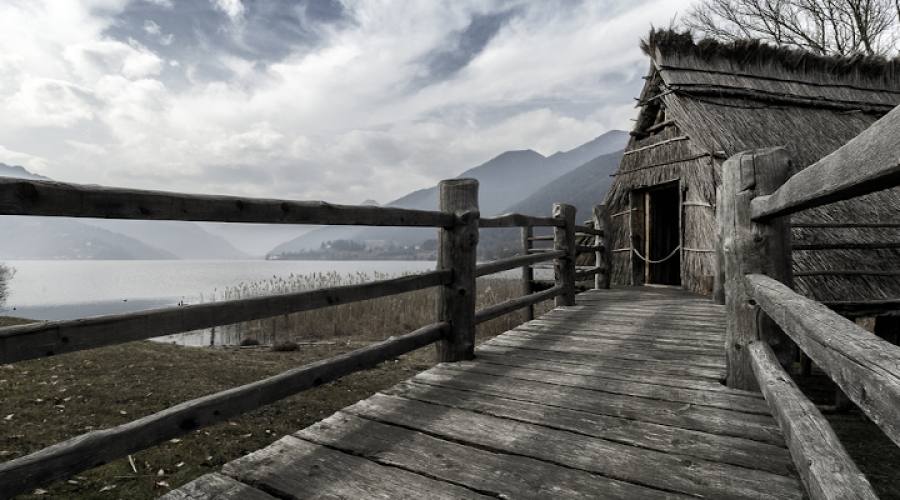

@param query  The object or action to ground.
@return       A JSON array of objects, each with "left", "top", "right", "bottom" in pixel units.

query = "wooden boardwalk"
[{"left": 166, "top": 287, "right": 804, "bottom": 499}]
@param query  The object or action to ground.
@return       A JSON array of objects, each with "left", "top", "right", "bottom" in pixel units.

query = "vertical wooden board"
[
  {"left": 521, "top": 225, "right": 535, "bottom": 320},
  {"left": 553, "top": 203, "right": 577, "bottom": 306},
  {"left": 296, "top": 412, "right": 689, "bottom": 500},
  {"left": 345, "top": 393, "right": 803, "bottom": 499},
  {"left": 220, "top": 435, "right": 489, "bottom": 499},
  {"left": 161, "top": 473, "right": 276, "bottom": 500}
]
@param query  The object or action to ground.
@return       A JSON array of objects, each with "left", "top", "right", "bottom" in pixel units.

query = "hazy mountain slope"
[
  {"left": 0, "top": 163, "right": 248, "bottom": 259},
  {"left": 0, "top": 216, "right": 176, "bottom": 260},
  {"left": 270, "top": 130, "right": 628, "bottom": 255}
]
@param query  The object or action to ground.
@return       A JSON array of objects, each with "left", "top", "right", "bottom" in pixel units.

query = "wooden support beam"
[
  {"left": 752, "top": 104, "right": 900, "bottom": 221},
  {"left": 721, "top": 148, "right": 794, "bottom": 390},
  {"left": 0, "top": 178, "right": 454, "bottom": 227},
  {"left": 521, "top": 226, "right": 535, "bottom": 321},
  {"left": 746, "top": 274, "right": 900, "bottom": 447},
  {"left": 712, "top": 187, "right": 725, "bottom": 305},
  {"left": 474, "top": 286, "right": 564, "bottom": 324},
  {"left": 574, "top": 224, "right": 602, "bottom": 236},
  {"left": 527, "top": 235, "right": 555, "bottom": 241},
  {"left": 436, "top": 179, "right": 479, "bottom": 362},
  {"left": 749, "top": 341, "right": 877, "bottom": 500},
  {"left": 474, "top": 250, "right": 565, "bottom": 278},
  {"left": 0, "top": 322, "right": 447, "bottom": 498},
  {"left": 0, "top": 270, "right": 451, "bottom": 364},
  {"left": 593, "top": 204, "right": 611, "bottom": 289},
  {"left": 553, "top": 203, "right": 577, "bottom": 307},
  {"left": 478, "top": 213, "right": 562, "bottom": 228}
]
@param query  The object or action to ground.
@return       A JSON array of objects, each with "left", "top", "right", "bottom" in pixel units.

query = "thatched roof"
[{"left": 608, "top": 29, "right": 900, "bottom": 308}]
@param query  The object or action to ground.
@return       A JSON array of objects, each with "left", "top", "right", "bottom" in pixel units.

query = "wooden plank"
[
  {"left": 161, "top": 473, "right": 276, "bottom": 500},
  {"left": 503, "top": 329, "right": 724, "bottom": 355},
  {"left": 475, "top": 250, "right": 565, "bottom": 277},
  {"left": 472, "top": 352, "right": 756, "bottom": 395},
  {"left": 751, "top": 104, "right": 900, "bottom": 221},
  {"left": 346, "top": 394, "right": 801, "bottom": 499},
  {"left": 511, "top": 325, "right": 724, "bottom": 348},
  {"left": 521, "top": 226, "right": 535, "bottom": 320},
  {"left": 593, "top": 204, "right": 612, "bottom": 289},
  {"left": 528, "top": 317, "right": 726, "bottom": 332},
  {"left": 479, "top": 213, "right": 562, "bottom": 228},
  {"left": 388, "top": 381, "right": 793, "bottom": 476},
  {"left": 477, "top": 342, "right": 725, "bottom": 380},
  {"left": 434, "top": 363, "right": 768, "bottom": 414},
  {"left": 0, "top": 177, "right": 454, "bottom": 227},
  {"left": 0, "top": 323, "right": 446, "bottom": 497},
  {"left": 474, "top": 286, "right": 563, "bottom": 324},
  {"left": 0, "top": 270, "right": 450, "bottom": 364},
  {"left": 574, "top": 224, "right": 601, "bottom": 236},
  {"left": 792, "top": 241, "right": 900, "bottom": 250},
  {"left": 221, "top": 435, "right": 488, "bottom": 499},
  {"left": 410, "top": 369, "right": 783, "bottom": 444},
  {"left": 485, "top": 337, "right": 726, "bottom": 369},
  {"left": 749, "top": 342, "right": 877, "bottom": 500},
  {"left": 437, "top": 179, "right": 478, "bottom": 362},
  {"left": 794, "top": 269, "right": 900, "bottom": 277},
  {"left": 297, "top": 411, "right": 687, "bottom": 500},
  {"left": 746, "top": 274, "right": 900, "bottom": 446}
]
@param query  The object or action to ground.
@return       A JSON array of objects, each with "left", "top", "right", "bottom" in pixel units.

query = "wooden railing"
[
  {"left": 0, "top": 176, "right": 609, "bottom": 496},
  {"left": 719, "top": 104, "right": 900, "bottom": 499}
]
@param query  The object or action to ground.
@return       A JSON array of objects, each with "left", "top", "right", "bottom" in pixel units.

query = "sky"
[{"left": 0, "top": 0, "right": 694, "bottom": 204}]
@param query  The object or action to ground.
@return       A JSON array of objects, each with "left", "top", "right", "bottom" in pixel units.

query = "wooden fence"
[
  {"left": 718, "top": 105, "right": 900, "bottom": 499},
  {"left": 0, "top": 176, "right": 609, "bottom": 496}
]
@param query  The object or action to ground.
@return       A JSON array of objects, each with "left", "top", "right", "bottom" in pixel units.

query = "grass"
[{"left": 0, "top": 276, "right": 546, "bottom": 499}]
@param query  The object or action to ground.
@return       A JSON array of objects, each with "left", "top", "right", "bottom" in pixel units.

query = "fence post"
[
  {"left": 592, "top": 204, "right": 611, "bottom": 289},
  {"left": 521, "top": 225, "right": 535, "bottom": 320},
  {"left": 721, "top": 147, "right": 793, "bottom": 390},
  {"left": 553, "top": 203, "right": 577, "bottom": 306},
  {"left": 713, "top": 187, "right": 726, "bottom": 305},
  {"left": 436, "top": 178, "right": 479, "bottom": 362}
]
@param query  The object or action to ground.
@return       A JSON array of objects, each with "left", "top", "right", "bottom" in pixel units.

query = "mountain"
[
  {"left": 0, "top": 163, "right": 248, "bottom": 259},
  {"left": 270, "top": 130, "right": 629, "bottom": 255}
]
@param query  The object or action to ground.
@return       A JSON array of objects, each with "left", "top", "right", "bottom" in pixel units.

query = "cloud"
[{"left": 0, "top": 0, "right": 696, "bottom": 203}]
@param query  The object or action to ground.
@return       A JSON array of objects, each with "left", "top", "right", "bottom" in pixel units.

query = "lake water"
[{"left": 1, "top": 260, "right": 439, "bottom": 321}]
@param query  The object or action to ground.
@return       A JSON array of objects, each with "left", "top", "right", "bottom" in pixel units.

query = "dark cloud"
[
  {"left": 418, "top": 9, "right": 518, "bottom": 84},
  {"left": 103, "top": 0, "right": 350, "bottom": 84}
]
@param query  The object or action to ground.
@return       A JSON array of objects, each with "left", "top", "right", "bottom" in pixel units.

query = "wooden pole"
[
  {"left": 713, "top": 187, "right": 726, "bottom": 305},
  {"left": 721, "top": 148, "right": 794, "bottom": 390},
  {"left": 521, "top": 225, "right": 535, "bottom": 320},
  {"left": 553, "top": 203, "right": 577, "bottom": 307},
  {"left": 592, "top": 204, "right": 611, "bottom": 289},
  {"left": 436, "top": 178, "right": 479, "bottom": 362}
]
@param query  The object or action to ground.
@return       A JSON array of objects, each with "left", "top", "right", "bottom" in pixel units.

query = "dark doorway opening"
[{"left": 646, "top": 183, "right": 681, "bottom": 285}]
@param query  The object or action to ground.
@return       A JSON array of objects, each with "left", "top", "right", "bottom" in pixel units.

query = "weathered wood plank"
[
  {"left": 474, "top": 286, "right": 563, "bottom": 324},
  {"left": 554, "top": 203, "right": 577, "bottom": 306},
  {"left": 477, "top": 342, "right": 725, "bottom": 380},
  {"left": 485, "top": 337, "right": 726, "bottom": 369},
  {"left": 222, "top": 436, "right": 488, "bottom": 499},
  {"left": 0, "top": 323, "right": 446, "bottom": 498},
  {"left": 387, "top": 381, "right": 793, "bottom": 476},
  {"left": 297, "top": 411, "right": 688, "bottom": 500},
  {"left": 0, "top": 270, "right": 450, "bottom": 364},
  {"left": 502, "top": 330, "right": 724, "bottom": 356},
  {"left": 436, "top": 179, "right": 478, "bottom": 362},
  {"left": 472, "top": 352, "right": 759, "bottom": 396},
  {"left": 160, "top": 473, "right": 276, "bottom": 500},
  {"left": 434, "top": 363, "right": 768, "bottom": 414},
  {"left": 475, "top": 250, "right": 565, "bottom": 277},
  {"left": 410, "top": 369, "right": 783, "bottom": 443},
  {"left": 510, "top": 326, "right": 724, "bottom": 349},
  {"left": 752, "top": 104, "right": 900, "bottom": 221},
  {"left": 747, "top": 274, "right": 900, "bottom": 446},
  {"left": 574, "top": 224, "right": 602, "bottom": 235},
  {"left": 346, "top": 394, "right": 802, "bottom": 499},
  {"left": 593, "top": 204, "right": 611, "bottom": 289},
  {"left": 749, "top": 342, "right": 877, "bottom": 500},
  {"left": 478, "top": 213, "right": 562, "bottom": 228},
  {"left": 0, "top": 177, "right": 454, "bottom": 226}
]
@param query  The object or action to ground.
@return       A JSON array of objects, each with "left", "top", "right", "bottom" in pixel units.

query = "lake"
[{"left": 1, "top": 260, "right": 439, "bottom": 321}]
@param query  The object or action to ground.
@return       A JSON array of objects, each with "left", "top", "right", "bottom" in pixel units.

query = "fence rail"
[
  {"left": 0, "top": 175, "right": 610, "bottom": 497},
  {"left": 719, "top": 103, "right": 900, "bottom": 500}
]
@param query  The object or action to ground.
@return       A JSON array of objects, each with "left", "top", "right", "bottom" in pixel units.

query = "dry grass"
[{"left": 0, "top": 276, "right": 547, "bottom": 499}]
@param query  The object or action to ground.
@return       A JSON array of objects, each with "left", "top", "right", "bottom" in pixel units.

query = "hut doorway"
[{"left": 631, "top": 182, "right": 681, "bottom": 286}]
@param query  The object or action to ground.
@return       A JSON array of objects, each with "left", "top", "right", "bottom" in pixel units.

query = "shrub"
[
  {"left": 239, "top": 338, "right": 260, "bottom": 347},
  {"left": 271, "top": 341, "right": 299, "bottom": 352},
  {"left": 0, "top": 264, "right": 13, "bottom": 308}
]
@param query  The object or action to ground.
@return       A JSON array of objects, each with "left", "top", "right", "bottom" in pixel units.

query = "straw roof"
[{"left": 606, "top": 29, "right": 900, "bottom": 308}]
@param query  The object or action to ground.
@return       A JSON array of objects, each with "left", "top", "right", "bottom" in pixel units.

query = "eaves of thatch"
[{"left": 607, "top": 29, "right": 900, "bottom": 309}]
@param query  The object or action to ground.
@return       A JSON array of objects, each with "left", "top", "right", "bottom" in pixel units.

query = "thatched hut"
[{"left": 606, "top": 30, "right": 900, "bottom": 321}]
